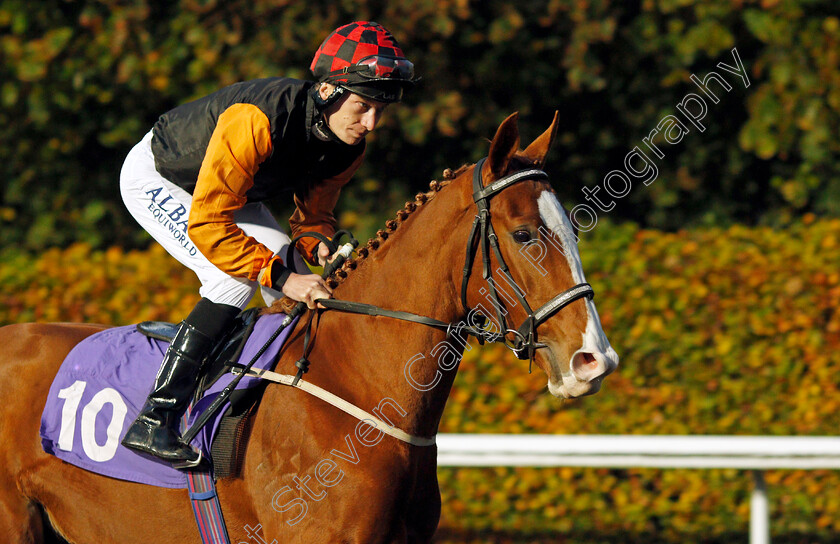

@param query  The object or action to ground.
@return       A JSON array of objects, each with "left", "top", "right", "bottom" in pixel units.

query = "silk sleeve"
[{"left": 187, "top": 103, "right": 283, "bottom": 285}]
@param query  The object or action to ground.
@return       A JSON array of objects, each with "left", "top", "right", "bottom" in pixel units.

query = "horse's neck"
[{"left": 297, "top": 178, "right": 473, "bottom": 438}]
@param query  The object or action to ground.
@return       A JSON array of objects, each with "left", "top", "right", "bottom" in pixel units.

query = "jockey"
[{"left": 119, "top": 21, "right": 416, "bottom": 467}]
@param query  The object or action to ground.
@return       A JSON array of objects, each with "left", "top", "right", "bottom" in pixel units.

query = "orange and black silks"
[{"left": 150, "top": 78, "right": 365, "bottom": 288}]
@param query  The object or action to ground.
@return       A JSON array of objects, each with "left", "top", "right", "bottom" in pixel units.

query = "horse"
[{"left": 0, "top": 112, "right": 618, "bottom": 544}]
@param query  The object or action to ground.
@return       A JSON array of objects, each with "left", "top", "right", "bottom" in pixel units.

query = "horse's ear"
[
  {"left": 486, "top": 112, "right": 521, "bottom": 180},
  {"left": 521, "top": 111, "right": 560, "bottom": 168}
]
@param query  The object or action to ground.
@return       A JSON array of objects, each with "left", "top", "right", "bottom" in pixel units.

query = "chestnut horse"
[{"left": 0, "top": 112, "right": 618, "bottom": 543}]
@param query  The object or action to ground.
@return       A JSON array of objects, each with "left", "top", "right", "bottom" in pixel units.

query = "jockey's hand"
[
  {"left": 281, "top": 272, "right": 333, "bottom": 310},
  {"left": 316, "top": 242, "right": 333, "bottom": 267}
]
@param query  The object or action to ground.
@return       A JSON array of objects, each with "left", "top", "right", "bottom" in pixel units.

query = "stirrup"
[{"left": 172, "top": 448, "right": 204, "bottom": 470}]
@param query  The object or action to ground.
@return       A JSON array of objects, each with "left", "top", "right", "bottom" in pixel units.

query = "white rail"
[{"left": 436, "top": 434, "right": 840, "bottom": 544}]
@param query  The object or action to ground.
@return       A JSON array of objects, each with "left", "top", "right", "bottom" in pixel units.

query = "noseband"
[
  {"left": 317, "top": 158, "right": 593, "bottom": 369},
  {"left": 460, "top": 158, "right": 594, "bottom": 366}
]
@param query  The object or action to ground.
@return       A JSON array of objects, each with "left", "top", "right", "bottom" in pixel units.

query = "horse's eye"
[{"left": 512, "top": 230, "right": 531, "bottom": 244}]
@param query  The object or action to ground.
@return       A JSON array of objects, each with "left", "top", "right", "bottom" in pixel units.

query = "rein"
[{"left": 228, "top": 159, "right": 596, "bottom": 448}]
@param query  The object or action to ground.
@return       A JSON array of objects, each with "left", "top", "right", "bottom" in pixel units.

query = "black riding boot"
[{"left": 121, "top": 298, "right": 239, "bottom": 467}]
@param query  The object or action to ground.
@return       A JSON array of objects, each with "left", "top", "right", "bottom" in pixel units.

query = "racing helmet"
[{"left": 311, "top": 21, "right": 417, "bottom": 103}]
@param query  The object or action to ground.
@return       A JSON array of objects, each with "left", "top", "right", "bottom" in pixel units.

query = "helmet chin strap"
[
  {"left": 310, "top": 84, "right": 346, "bottom": 143},
  {"left": 312, "top": 116, "right": 338, "bottom": 142}
]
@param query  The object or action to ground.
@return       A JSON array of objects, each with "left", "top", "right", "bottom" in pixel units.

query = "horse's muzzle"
[{"left": 545, "top": 344, "right": 619, "bottom": 399}]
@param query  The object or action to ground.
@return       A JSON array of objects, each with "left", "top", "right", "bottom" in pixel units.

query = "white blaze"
[{"left": 536, "top": 191, "right": 619, "bottom": 395}]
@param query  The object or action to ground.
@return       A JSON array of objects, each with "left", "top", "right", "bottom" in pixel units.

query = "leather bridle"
[
  {"left": 459, "top": 158, "right": 594, "bottom": 366},
  {"left": 318, "top": 157, "right": 594, "bottom": 369}
]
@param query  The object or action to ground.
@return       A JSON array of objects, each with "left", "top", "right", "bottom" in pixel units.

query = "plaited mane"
[
  {"left": 326, "top": 165, "right": 469, "bottom": 288},
  {"left": 326, "top": 152, "right": 545, "bottom": 287},
  {"left": 264, "top": 165, "right": 467, "bottom": 315},
  {"left": 264, "top": 153, "right": 544, "bottom": 315}
]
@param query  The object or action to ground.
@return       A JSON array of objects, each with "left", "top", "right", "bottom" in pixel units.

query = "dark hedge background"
[{"left": 2, "top": 0, "right": 839, "bottom": 249}]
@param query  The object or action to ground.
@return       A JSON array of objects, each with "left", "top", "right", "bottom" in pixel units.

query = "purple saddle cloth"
[{"left": 40, "top": 312, "right": 295, "bottom": 488}]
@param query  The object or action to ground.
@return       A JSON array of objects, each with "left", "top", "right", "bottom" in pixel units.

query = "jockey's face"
[{"left": 319, "top": 83, "right": 389, "bottom": 146}]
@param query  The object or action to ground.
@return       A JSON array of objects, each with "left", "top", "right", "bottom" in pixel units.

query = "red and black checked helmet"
[{"left": 311, "top": 21, "right": 416, "bottom": 103}]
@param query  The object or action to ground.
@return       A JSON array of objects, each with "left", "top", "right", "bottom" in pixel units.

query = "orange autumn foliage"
[{"left": 2, "top": 218, "right": 838, "bottom": 542}]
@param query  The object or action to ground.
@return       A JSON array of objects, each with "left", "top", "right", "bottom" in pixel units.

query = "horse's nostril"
[{"left": 571, "top": 351, "right": 605, "bottom": 382}]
